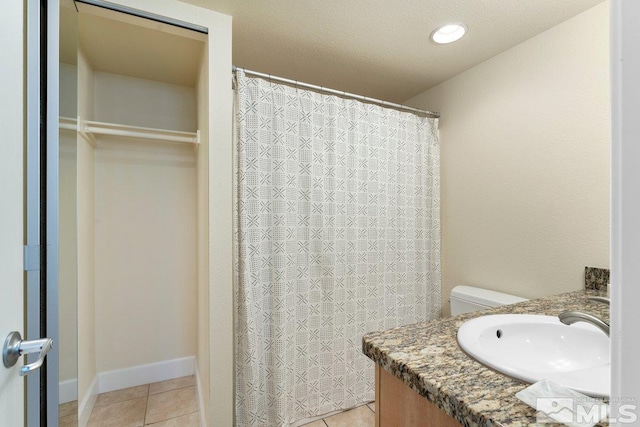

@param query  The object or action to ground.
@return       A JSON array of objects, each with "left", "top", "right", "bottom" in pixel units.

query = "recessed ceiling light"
[{"left": 431, "top": 24, "right": 468, "bottom": 44}]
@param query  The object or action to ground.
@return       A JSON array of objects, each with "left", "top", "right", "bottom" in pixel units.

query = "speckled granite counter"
[{"left": 362, "top": 290, "right": 609, "bottom": 427}]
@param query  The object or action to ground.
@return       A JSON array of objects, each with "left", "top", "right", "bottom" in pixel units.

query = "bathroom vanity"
[{"left": 362, "top": 290, "right": 609, "bottom": 427}]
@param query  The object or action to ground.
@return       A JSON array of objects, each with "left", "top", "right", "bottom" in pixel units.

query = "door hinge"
[{"left": 23, "top": 245, "right": 40, "bottom": 271}]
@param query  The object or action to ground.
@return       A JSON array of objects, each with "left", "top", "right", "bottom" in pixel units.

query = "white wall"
[
  {"left": 93, "top": 72, "right": 196, "bottom": 131},
  {"left": 405, "top": 2, "right": 611, "bottom": 315},
  {"left": 77, "top": 47, "right": 98, "bottom": 407}
]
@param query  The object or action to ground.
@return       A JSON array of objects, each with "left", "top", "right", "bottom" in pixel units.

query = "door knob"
[{"left": 2, "top": 331, "right": 53, "bottom": 376}]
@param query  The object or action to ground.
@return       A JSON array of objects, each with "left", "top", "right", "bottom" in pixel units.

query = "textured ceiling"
[{"left": 180, "top": 0, "right": 605, "bottom": 102}]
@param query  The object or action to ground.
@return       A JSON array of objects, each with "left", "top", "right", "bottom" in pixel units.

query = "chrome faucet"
[{"left": 558, "top": 297, "right": 610, "bottom": 337}]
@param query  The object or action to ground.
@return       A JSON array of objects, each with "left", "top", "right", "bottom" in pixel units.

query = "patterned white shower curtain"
[{"left": 234, "top": 70, "right": 441, "bottom": 427}]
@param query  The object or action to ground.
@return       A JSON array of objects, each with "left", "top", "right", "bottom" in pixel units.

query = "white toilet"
[{"left": 450, "top": 285, "right": 527, "bottom": 315}]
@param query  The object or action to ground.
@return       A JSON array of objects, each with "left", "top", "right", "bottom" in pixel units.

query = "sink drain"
[{"left": 496, "top": 329, "right": 503, "bottom": 338}]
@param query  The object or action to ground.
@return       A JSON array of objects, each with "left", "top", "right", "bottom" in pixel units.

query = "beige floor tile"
[
  {"left": 301, "top": 420, "right": 327, "bottom": 427},
  {"left": 59, "top": 400, "right": 78, "bottom": 418},
  {"left": 324, "top": 405, "right": 374, "bottom": 427},
  {"left": 59, "top": 413, "right": 78, "bottom": 427},
  {"left": 87, "top": 396, "right": 147, "bottom": 427},
  {"left": 145, "top": 385, "right": 198, "bottom": 424},
  {"left": 149, "top": 376, "right": 196, "bottom": 395},
  {"left": 367, "top": 401, "right": 375, "bottom": 413},
  {"left": 145, "top": 412, "right": 200, "bottom": 426},
  {"left": 95, "top": 385, "right": 149, "bottom": 408}
]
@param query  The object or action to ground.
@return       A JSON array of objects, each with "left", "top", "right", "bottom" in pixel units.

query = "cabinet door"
[{"left": 376, "top": 365, "right": 462, "bottom": 427}]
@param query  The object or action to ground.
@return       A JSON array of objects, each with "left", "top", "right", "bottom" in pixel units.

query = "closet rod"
[
  {"left": 83, "top": 120, "right": 199, "bottom": 145},
  {"left": 232, "top": 66, "right": 440, "bottom": 119}
]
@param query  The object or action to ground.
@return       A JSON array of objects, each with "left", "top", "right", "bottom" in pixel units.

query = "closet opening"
[{"left": 59, "top": 2, "right": 211, "bottom": 424}]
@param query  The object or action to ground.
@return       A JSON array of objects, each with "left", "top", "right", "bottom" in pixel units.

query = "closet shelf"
[{"left": 60, "top": 117, "right": 200, "bottom": 147}]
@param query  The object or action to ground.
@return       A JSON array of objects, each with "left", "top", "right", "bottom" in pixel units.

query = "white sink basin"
[{"left": 457, "top": 314, "right": 609, "bottom": 397}]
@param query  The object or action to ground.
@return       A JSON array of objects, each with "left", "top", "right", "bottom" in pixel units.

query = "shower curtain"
[{"left": 234, "top": 70, "right": 441, "bottom": 426}]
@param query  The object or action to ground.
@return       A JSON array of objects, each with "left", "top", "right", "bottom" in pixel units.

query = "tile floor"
[
  {"left": 59, "top": 375, "right": 200, "bottom": 427},
  {"left": 302, "top": 402, "right": 375, "bottom": 427},
  {"left": 60, "top": 381, "right": 373, "bottom": 427},
  {"left": 59, "top": 400, "right": 78, "bottom": 427}
]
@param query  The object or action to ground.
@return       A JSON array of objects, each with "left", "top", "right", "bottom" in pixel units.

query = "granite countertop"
[{"left": 362, "top": 290, "right": 609, "bottom": 427}]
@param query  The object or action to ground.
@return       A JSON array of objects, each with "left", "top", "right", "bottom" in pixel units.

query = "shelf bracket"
[{"left": 77, "top": 116, "right": 97, "bottom": 147}]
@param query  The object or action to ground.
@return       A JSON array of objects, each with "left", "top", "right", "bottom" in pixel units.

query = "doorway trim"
[{"left": 25, "top": 0, "right": 60, "bottom": 424}]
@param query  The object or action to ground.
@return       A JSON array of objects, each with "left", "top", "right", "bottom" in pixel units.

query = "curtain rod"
[{"left": 232, "top": 66, "right": 440, "bottom": 119}]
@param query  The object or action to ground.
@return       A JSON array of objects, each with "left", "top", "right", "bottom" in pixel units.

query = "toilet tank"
[{"left": 450, "top": 285, "right": 527, "bottom": 315}]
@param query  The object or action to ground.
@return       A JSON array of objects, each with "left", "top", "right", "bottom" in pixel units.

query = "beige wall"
[
  {"left": 59, "top": 63, "right": 79, "bottom": 385},
  {"left": 93, "top": 72, "right": 197, "bottom": 132},
  {"left": 77, "top": 47, "right": 97, "bottom": 403},
  {"left": 196, "top": 47, "right": 211, "bottom": 422},
  {"left": 91, "top": 72, "right": 198, "bottom": 373},
  {"left": 206, "top": 15, "right": 234, "bottom": 427},
  {"left": 59, "top": 131, "right": 78, "bottom": 384},
  {"left": 405, "top": 2, "right": 610, "bottom": 316},
  {"left": 94, "top": 138, "right": 197, "bottom": 372},
  {"left": 60, "top": 63, "right": 78, "bottom": 118}
]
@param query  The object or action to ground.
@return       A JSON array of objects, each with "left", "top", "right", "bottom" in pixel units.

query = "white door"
[
  {"left": 0, "top": 0, "right": 26, "bottom": 424},
  {"left": 1, "top": 1, "right": 60, "bottom": 425}
]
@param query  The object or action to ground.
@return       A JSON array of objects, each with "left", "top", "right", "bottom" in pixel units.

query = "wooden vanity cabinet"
[{"left": 375, "top": 365, "right": 462, "bottom": 427}]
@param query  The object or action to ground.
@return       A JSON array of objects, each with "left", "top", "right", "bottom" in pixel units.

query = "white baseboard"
[
  {"left": 78, "top": 375, "right": 98, "bottom": 427},
  {"left": 194, "top": 359, "right": 207, "bottom": 427},
  {"left": 76, "top": 357, "right": 197, "bottom": 425},
  {"left": 98, "top": 356, "right": 195, "bottom": 394},
  {"left": 59, "top": 378, "right": 78, "bottom": 404}
]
